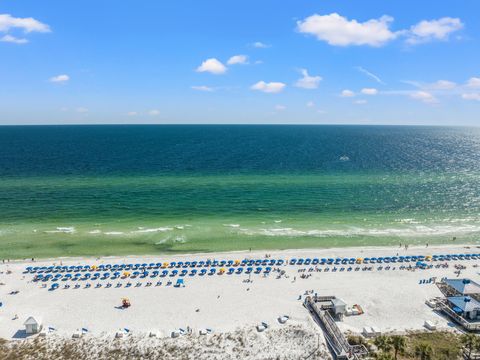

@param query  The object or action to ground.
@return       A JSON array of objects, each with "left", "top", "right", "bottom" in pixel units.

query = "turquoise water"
[{"left": 1, "top": 125, "right": 480, "bottom": 258}]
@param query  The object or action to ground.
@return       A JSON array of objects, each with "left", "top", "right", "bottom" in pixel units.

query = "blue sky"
[{"left": 1, "top": 0, "right": 479, "bottom": 125}]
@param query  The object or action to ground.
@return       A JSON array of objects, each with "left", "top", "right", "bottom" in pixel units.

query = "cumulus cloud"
[
  {"left": 406, "top": 17, "right": 463, "bottom": 44},
  {"left": 0, "top": 13, "right": 50, "bottom": 33},
  {"left": 0, "top": 34, "right": 28, "bottom": 44},
  {"left": 340, "top": 89, "right": 355, "bottom": 97},
  {"left": 251, "top": 81, "right": 286, "bottom": 93},
  {"left": 191, "top": 85, "right": 214, "bottom": 92},
  {"left": 462, "top": 93, "right": 480, "bottom": 101},
  {"left": 361, "top": 88, "right": 378, "bottom": 95},
  {"left": 148, "top": 109, "right": 160, "bottom": 116},
  {"left": 252, "top": 41, "right": 270, "bottom": 48},
  {"left": 410, "top": 91, "right": 438, "bottom": 104},
  {"left": 297, "top": 13, "right": 397, "bottom": 47},
  {"left": 227, "top": 55, "right": 248, "bottom": 65},
  {"left": 294, "top": 69, "right": 322, "bottom": 89},
  {"left": 196, "top": 58, "right": 227, "bottom": 74},
  {"left": 49, "top": 74, "right": 69, "bottom": 83},
  {"left": 466, "top": 77, "right": 480, "bottom": 89}
]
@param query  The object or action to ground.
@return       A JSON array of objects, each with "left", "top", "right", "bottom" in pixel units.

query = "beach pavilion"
[
  {"left": 443, "top": 278, "right": 480, "bottom": 296},
  {"left": 446, "top": 296, "right": 480, "bottom": 321}
]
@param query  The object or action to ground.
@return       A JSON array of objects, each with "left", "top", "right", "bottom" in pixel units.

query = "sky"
[{"left": 1, "top": 0, "right": 479, "bottom": 125}]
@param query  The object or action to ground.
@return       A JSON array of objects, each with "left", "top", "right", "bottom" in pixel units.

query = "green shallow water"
[
  {"left": 1, "top": 125, "right": 480, "bottom": 258},
  {"left": 1, "top": 173, "right": 480, "bottom": 258}
]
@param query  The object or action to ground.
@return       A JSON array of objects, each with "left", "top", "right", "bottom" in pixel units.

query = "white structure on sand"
[{"left": 24, "top": 316, "right": 42, "bottom": 335}]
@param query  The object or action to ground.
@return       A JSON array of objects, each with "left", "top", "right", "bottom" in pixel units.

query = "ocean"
[{"left": 1, "top": 125, "right": 480, "bottom": 258}]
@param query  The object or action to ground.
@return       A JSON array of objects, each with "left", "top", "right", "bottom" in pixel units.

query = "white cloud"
[
  {"left": 462, "top": 93, "right": 480, "bottom": 101},
  {"left": 0, "top": 13, "right": 50, "bottom": 33},
  {"left": 428, "top": 80, "right": 457, "bottom": 90},
  {"left": 227, "top": 55, "right": 248, "bottom": 65},
  {"left": 76, "top": 107, "right": 88, "bottom": 113},
  {"left": 410, "top": 91, "right": 438, "bottom": 104},
  {"left": 466, "top": 77, "right": 480, "bottom": 89},
  {"left": 306, "top": 101, "right": 315, "bottom": 108},
  {"left": 294, "top": 69, "right": 322, "bottom": 89},
  {"left": 0, "top": 34, "right": 28, "bottom": 44},
  {"left": 127, "top": 111, "right": 138, "bottom": 116},
  {"left": 49, "top": 74, "right": 69, "bottom": 83},
  {"left": 297, "top": 13, "right": 396, "bottom": 47},
  {"left": 340, "top": 89, "right": 355, "bottom": 97},
  {"left": 191, "top": 85, "right": 214, "bottom": 92},
  {"left": 275, "top": 104, "right": 286, "bottom": 111},
  {"left": 361, "top": 88, "right": 378, "bottom": 95},
  {"left": 196, "top": 58, "right": 227, "bottom": 74},
  {"left": 251, "top": 81, "right": 286, "bottom": 93},
  {"left": 252, "top": 41, "right": 270, "bottom": 48},
  {"left": 406, "top": 17, "right": 463, "bottom": 44},
  {"left": 354, "top": 100, "right": 367, "bottom": 105},
  {"left": 148, "top": 109, "right": 160, "bottom": 116},
  {"left": 356, "top": 66, "right": 385, "bottom": 84}
]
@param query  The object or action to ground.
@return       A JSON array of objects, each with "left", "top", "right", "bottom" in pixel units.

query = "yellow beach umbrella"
[{"left": 162, "top": 262, "right": 169, "bottom": 268}]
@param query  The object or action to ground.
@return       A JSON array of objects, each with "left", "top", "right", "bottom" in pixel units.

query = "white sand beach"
[{"left": 0, "top": 244, "right": 479, "bottom": 358}]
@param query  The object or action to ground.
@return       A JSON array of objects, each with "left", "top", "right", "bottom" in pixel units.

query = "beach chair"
[
  {"left": 125, "top": 282, "right": 131, "bottom": 288},
  {"left": 85, "top": 283, "right": 91, "bottom": 288}
]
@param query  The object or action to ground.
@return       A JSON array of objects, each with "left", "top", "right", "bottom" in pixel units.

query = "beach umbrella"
[
  {"left": 169, "top": 262, "right": 176, "bottom": 268},
  {"left": 191, "top": 261, "right": 198, "bottom": 267},
  {"left": 277, "top": 259, "right": 285, "bottom": 265},
  {"left": 246, "top": 260, "right": 254, "bottom": 266},
  {"left": 305, "top": 258, "right": 311, "bottom": 265},
  {"left": 212, "top": 260, "right": 219, "bottom": 266},
  {"left": 327, "top": 258, "right": 334, "bottom": 264},
  {"left": 200, "top": 269, "right": 207, "bottom": 275},
  {"left": 297, "top": 259, "right": 304, "bottom": 265},
  {"left": 290, "top": 259, "right": 297, "bottom": 265},
  {"left": 170, "top": 269, "right": 177, "bottom": 276},
  {"left": 265, "top": 267, "right": 272, "bottom": 273},
  {"left": 268, "top": 259, "right": 276, "bottom": 266},
  {"left": 209, "top": 268, "right": 216, "bottom": 274},
  {"left": 219, "top": 260, "right": 227, "bottom": 266},
  {"left": 54, "top": 274, "right": 62, "bottom": 278},
  {"left": 148, "top": 263, "right": 155, "bottom": 268},
  {"left": 261, "top": 259, "right": 268, "bottom": 265},
  {"left": 227, "top": 260, "right": 234, "bottom": 266},
  {"left": 191, "top": 269, "right": 198, "bottom": 275},
  {"left": 255, "top": 267, "right": 262, "bottom": 273},
  {"left": 198, "top": 261, "right": 205, "bottom": 267},
  {"left": 312, "top": 258, "right": 319, "bottom": 265},
  {"left": 184, "top": 262, "right": 191, "bottom": 268},
  {"left": 152, "top": 270, "right": 159, "bottom": 277},
  {"left": 228, "top": 268, "right": 235, "bottom": 274},
  {"left": 205, "top": 260, "right": 212, "bottom": 266},
  {"left": 181, "top": 269, "right": 188, "bottom": 276},
  {"left": 218, "top": 268, "right": 226, "bottom": 274},
  {"left": 236, "top": 267, "right": 244, "bottom": 274},
  {"left": 176, "top": 262, "right": 183, "bottom": 268}
]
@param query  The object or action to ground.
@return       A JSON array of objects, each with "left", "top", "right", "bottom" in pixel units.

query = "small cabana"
[{"left": 24, "top": 316, "right": 42, "bottom": 335}]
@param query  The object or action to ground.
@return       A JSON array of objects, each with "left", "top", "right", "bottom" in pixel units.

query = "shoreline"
[{"left": 3, "top": 241, "right": 477, "bottom": 264}]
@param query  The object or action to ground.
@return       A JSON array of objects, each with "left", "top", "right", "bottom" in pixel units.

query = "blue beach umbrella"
[
  {"left": 246, "top": 267, "right": 253, "bottom": 274},
  {"left": 219, "top": 260, "right": 227, "bottom": 266},
  {"left": 209, "top": 268, "right": 216, "bottom": 275},
  {"left": 312, "top": 258, "right": 319, "bottom": 265},
  {"left": 265, "top": 267, "right": 272, "bottom": 273},
  {"left": 305, "top": 258, "right": 311, "bottom": 265},
  {"left": 290, "top": 259, "right": 297, "bottom": 265},
  {"left": 236, "top": 267, "right": 243, "bottom": 274},
  {"left": 191, "top": 261, "right": 198, "bottom": 267},
  {"left": 277, "top": 259, "right": 284, "bottom": 265},
  {"left": 191, "top": 269, "right": 198, "bottom": 275},
  {"left": 200, "top": 269, "right": 207, "bottom": 275}
]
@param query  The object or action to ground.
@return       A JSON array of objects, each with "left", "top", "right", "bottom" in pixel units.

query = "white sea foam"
[
  {"left": 238, "top": 224, "right": 480, "bottom": 238},
  {"left": 88, "top": 230, "right": 102, "bottom": 234},
  {"left": 223, "top": 224, "right": 240, "bottom": 228},
  {"left": 132, "top": 227, "right": 173, "bottom": 234},
  {"left": 45, "top": 227, "right": 76, "bottom": 234},
  {"left": 274, "top": 220, "right": 282, "bottom": 223},
  {"left": 104, "top": 231, "right": 125, "bottom": 235}
]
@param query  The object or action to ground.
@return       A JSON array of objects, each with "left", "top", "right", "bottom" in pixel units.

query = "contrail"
[{"left": 356, "top": 66, "right": 386, "bottom": 85}]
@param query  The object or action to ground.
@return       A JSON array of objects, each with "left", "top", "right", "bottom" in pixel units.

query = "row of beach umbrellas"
[
  {"left": 26, "top": 253, "right": 479, "bottom": 275},
  {"left": 33, "top": 266, "right": 273, "bottom": 282}
]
